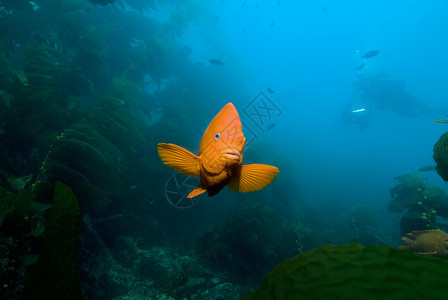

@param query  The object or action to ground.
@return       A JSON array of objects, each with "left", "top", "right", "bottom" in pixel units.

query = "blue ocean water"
[
  {"left": 186, "top": 0, "right": 448, "bottom": 211},
  {"left": 1, "top": 0, "right": 448, "bottom": 299}
]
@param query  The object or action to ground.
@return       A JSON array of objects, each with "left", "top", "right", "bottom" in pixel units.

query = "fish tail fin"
[
  {"left": 187, "top": 186, "right": 207, "bottom": 198},
  {"left": 157, "top": 143, "right": 200, "bottom": 177},
  {"left": 228, "top": 164, "right": 279, "bottom": 193}
]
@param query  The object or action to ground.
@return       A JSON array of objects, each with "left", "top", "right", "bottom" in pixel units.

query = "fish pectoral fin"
[
  {"left": 187, "top": 186, "right": 207, "bottom": 198},
  {"left": 228, "top": 164, "right": 279, "bottom": 193},
  {"left": 157, "top": 143, "right": 200, "bottom": 177}
]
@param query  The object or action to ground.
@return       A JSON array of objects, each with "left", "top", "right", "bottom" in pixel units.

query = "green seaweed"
[
  {"left": 243, "top": 242, "right": 448, "bottom": 300},
  {"left": 35, "top": 123, "right": 127, "bottom": 211},
  {"left": 20, "top": 181, "right": 83, "bottom": 300},
  {"left": 389, "top": 172, "right": 448, "bottom": 235},
  {"left": 434, "top": 131, "right": 448, "bottom": 182}
]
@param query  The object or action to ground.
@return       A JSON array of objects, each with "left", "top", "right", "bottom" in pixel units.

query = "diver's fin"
[
  {"left": 157, "top": 143, "right": 200, "bottom": 177},
  {"left": 228, "top": 164, "right": 279, "bottom": 193},
  {"left": 187, "top": 186, "right": 207, "bottom": 198}
]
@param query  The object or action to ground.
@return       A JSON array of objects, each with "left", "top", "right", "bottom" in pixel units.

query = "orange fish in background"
[{"left": 157, "top": 102, "right": 279, "bottom": 198}]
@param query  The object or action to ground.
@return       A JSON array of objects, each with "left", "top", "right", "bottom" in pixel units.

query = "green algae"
[
  {"left": 243, "top": 242, "right": 448, "bottom": 300},
  {"left": 20, "top": 182, "right": 83, "bottom": 300}
]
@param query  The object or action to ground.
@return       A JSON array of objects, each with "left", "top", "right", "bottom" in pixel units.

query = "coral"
[
  {"left": 243, "top": 242, "right": 448, "bottom": 300},
  {"left": 433, "top": 131, "right": 448, "bottom": 182},
  {"left": 20, "top": 182, "right": 83, "bottom": 299}
]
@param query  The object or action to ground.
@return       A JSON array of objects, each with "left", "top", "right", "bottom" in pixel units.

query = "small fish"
[
  {"left": 241, "top": 1, "right": 247, "bottom": 9},
  {"left": 355, "top": 63, "right": 364, "bottom": 70},
  {"left": 209, "top": 59, "right": 224, "bottom": 66},
  {"left": 158, "top": 103, "right": 279, "bottom": 198},
  {"left": 266, "top": 123, "right": 277, "bottom": 130},
  {"left": 418, "top": 165, "right": 436, "bottom": 172},
  {"left": 267, "top": 87, "right": 275, "bottom": 94},
  {"left": 361, "top": 50, "right": 380, "bottom": 59},
  {"left": 270, "top": 21, "right": 275, "bottom": 28}
]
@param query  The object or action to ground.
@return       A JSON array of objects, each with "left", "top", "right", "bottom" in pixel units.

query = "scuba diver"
[
  {"left": 341, "top": 72, "right": 443, "bottom": 130},
  {"left": 340, "top": 100, "right": 372, "bottom": 130}
]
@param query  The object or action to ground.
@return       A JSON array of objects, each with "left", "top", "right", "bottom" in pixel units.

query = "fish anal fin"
[
  {"left": 187, "top": 186, "right": 207, "bottom": 198},
  {"left": 228, "top": 164, "right": 279, "bottom": 193},
  {"left": 157, "top": 143, "right": 200, "bottom": 177}
]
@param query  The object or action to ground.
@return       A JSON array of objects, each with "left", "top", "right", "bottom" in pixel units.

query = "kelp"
[
  {"left": 1, "top": 188, "right": 34, "bottom": 234},
  {"left": 59, "top": 0, "right": 92, "bottom": 15},
  {"left": 129, "top": 37, "right": 171, "bottom": 86},
  {"left": 20, "top": 182, "right": 83, "bottom": 300},
  {"left": 78, "top": 25, "right": 112, "bottom": 61},
  {"left": 35, "top": 123, "right": 127, "bottom": 212},
  {"left": 389, "top": 173, "right": 448, "bottom": 235},
  {"left": 434, "top": 131, "right": 448, "bottom": 182},
  {"left": 0, "top": 171, "right": 49, "bottom": 236},
  {"left": 88, "top": 76, "right": 149, "bottom": 155}
]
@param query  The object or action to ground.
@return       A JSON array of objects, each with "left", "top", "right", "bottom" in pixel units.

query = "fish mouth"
[{"left": 221, "top": 148, "right": 241, "bottom": 160}]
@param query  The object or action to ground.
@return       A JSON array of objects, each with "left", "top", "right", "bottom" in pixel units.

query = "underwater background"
[{"left": 1, "top": 0, "right": 448, "bottom": 299}]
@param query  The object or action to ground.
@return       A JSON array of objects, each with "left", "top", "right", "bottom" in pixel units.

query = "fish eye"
[{"left": 214, "top": 132, "right": 220, "bottom": 141}]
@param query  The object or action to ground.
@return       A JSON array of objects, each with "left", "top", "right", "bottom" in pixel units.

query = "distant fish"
[
  {"left": 355, "top": 63, "right": 364, "bottom": 70},
  {"left": 266, "top": 123, "right": 277, "bottom": 130},
  {"left": 418, "top": 165, "right": 436, "bottom": 172},
  {"left": 267, "top": 87, "right": 275, "bottom": 94},
  {"left": 209, "top": 59, "right": 224, "bottom": 66},
  {"left": 241, "top": 1, "right": 247, "bottom": 8},
  {"left": 322, "top": 7, "right": 330, "bottom": 12},
  {"left": 361, "top": 50, "right": 380, "bottom": 59},
  {"left": 270, "top": 21, "right": 275, "bottom": 28}
]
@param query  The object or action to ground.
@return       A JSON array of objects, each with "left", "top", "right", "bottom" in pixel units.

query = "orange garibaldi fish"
[{"left": 157, "top": 102, "right": 279, "bottom": 198}]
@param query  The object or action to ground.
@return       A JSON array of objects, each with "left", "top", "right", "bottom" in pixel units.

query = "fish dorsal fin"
[
  {"left": 187, "top": 186, "right": 207, "bottom": 198},
  {"left": 228, "top": 164, "right": 279, "bottom": 193},
  {"left": 157, "top": 143, "right": 200, "bottom": 177}
]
